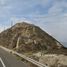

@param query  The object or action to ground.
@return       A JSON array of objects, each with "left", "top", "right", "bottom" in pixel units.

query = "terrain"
[
  {"left": 0, "top": 22, "right": 65, "bottom": 53},
  {"left": 0, "top": 22, "right": 67, "bottom": 67}
]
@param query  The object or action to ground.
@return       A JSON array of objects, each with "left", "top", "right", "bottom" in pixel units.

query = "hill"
[{"left": 0, "top": 22, "right": 66, "bottom": 53}]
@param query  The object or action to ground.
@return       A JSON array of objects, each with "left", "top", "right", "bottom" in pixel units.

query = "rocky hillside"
[{"left": 0, "top": 22, "right": 65, "bottom": 53}]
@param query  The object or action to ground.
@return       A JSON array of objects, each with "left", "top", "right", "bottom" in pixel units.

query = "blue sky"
[{"left": 0, "top": 0, "right": 67, "bottom": 46}]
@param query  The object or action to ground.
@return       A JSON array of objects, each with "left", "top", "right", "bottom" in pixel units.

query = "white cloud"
[
  {"left": 48, "top": 0, "right": 67, "bottom": 15},
  {"left": 30, "top": 11, "right": 67, "bottom": 42},
  {"left": 47, "top": 0, "right": 67, "bottom": 42},
  {"left": 33, "top": 0, "right": 67, "bottom": 42},
  {"left": 0, "top": 0, "right": 7, "bottom": 6}
]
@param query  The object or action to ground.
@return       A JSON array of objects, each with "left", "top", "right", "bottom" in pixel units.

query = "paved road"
[
  {"left": 0, "top": 48, "right": 27, "bottom": 67},
  {"left": 0, "top": 61, "right": 3, "bottom": 67}
]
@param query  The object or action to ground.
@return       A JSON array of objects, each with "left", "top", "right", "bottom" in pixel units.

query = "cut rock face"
[{"left": 0, "top": 22, "right": 65, "bottom": 53}]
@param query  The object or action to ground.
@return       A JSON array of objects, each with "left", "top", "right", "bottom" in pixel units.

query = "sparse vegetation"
[
  {"left": 0, "top": 22, "right": 64, "bottom": 53},
  {"left": 0, "top": 22, "right": 67, "bottom": 67}
]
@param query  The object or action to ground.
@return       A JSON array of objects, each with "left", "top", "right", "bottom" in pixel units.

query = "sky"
[{"left": 0, "top": 0, "right": 67, "bottom": 46}]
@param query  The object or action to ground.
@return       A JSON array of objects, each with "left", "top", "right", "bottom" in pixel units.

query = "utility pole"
[
  {"left": 4, "top": 26, "right": 5, "bottom": 30},
  {"left": 10, "top": 16, "right": 16, "bottom": 27},
  {"left": 11, "top": 21, "right": 13, "bottom": 27}
]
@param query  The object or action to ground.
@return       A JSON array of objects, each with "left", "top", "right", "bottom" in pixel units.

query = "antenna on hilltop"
[
  {"left": 10, "top": 16, "right": 16, "bottom": 27},
  {"left": 11, "top": 20, "right": 13, "bottom": 27},
  {"left": 4, "top": 26, "right": 5, "bottom": 30}
]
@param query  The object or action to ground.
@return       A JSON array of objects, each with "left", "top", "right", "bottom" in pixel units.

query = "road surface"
[
  {"left": 0, "top": 61, "right": 3, "bottom": 67},
  {"left": 0, "top": 48, "right": 27, "bottom": 67}
]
